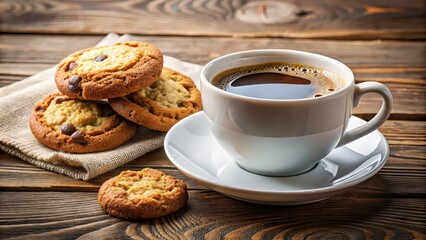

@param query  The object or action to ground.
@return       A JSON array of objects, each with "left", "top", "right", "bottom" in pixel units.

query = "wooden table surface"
[{"left": 1, "top": 0, "right": 425, "bottom": 239}]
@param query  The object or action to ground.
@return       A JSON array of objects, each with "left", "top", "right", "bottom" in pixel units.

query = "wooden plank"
[
  {"left": 1, "top": 35, "right": 425, "bottom": 67},
  {"left": 0, "top": 191, "right": 424, "bottom": 239},
  {"left": 1, "top": 35, "right": 425, "bottom": 119},
  {"left": 0, "top": 121, "right": 424, "bottom": 197},
  {"left": 0, "top": 35, "right": 102, "bottom": 64},
  {"left": 0, "top": 0, "right": 425, "bottom": 40}
]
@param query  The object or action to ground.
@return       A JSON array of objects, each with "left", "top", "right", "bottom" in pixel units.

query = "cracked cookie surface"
[
  {"left": 55, "top": 41, "right": 163, "bottom": 100},
  {"left": 98, "top": 168, "right": 188, "bottom": 219},
  {"left": 108, "top": 67, "right": 202, "bottom": 132},
  {"left": 29, "top": 92, "right": 138, "bottom": 153}
]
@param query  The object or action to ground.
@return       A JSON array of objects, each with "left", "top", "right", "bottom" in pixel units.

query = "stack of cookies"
[{"left": 30, "top": 41, "right": 202, "bottom": 153}]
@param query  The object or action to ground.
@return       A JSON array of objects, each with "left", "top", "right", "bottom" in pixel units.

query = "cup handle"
[{"left": 336, "top": 82, "right": 393, "bottom": 148}]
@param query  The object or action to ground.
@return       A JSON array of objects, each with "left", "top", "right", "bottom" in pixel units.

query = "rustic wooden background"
[{"left": 0, "top": 0, "right": 425, "bottom": 239}]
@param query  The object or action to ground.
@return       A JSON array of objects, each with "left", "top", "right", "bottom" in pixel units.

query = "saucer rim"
[{"left": 165, "top": 111, "right": 389, "bottom": 196}]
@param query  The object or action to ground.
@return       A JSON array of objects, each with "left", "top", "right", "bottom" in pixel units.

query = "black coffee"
[{"left": 212, "top": 62, "right": 345, "bottom": 100}]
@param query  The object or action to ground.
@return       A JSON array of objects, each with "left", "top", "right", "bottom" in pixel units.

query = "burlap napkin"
[{"left": 0, "top": 33, "right": 203, "bottom": 181}]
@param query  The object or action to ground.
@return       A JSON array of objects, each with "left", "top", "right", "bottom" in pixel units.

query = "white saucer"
[{"left": 164, "top": 112, "right": 389, "bottom": 205}]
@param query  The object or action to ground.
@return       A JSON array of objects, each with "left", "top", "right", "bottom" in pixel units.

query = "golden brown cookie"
[
  {"left": 29, "top": 92, "right": 138, "bottom": 153},
  {"left": 108, "top": 67, "right": 202, "bottom": 132},
  {"left": 98, "top": 168, "right": 188, "bottom": 219},
  {"left": 55, "top": 41, "right": 163, "bottom": 100}
]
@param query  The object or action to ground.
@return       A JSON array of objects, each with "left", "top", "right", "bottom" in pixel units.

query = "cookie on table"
[
  {"left": 29, "top": 92, "right": 138, "bottom": 153},
  {"left": 98, "top": 168, "right": 188, "bottom": 219},
  {"left": 55, "top": 41, "right": 163, "bottom": 100},
  {"left": 108, "top": 67, "right": 202, "bottom": 132}
]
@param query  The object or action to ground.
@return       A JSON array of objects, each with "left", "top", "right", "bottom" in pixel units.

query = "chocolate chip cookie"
[
  {"left": 98, "top": 168, "right": 188, "bottom": 219},
  {"left": 29, "top": 93, "right": 138, "bottom": 153},
  {"left": 55, "top": 41, "right": 163, "bottom": 100},
  {"left": 108, "top": 67, "right": 202, "bottom": 132}
]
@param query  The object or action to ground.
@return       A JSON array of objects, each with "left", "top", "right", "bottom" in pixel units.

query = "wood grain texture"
[
  {"left": 2, "top": 35, "right": 426, "bottom": 67},
  {"left": 0, "top": 191, "right": 424, "bottom": 239},
  {"left": 0, "top": 0, "right": 425, "bottom": 39},
  {"left": 1, "top": 34, "right": 425, "bottom": 120}
]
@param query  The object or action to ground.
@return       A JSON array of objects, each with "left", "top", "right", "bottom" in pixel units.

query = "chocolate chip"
[
  {"left": 314, "top": 94, "right": 322, "bottom": 98},
  {"left": 35, "top": 106, "right": 44, "bottom": 112},
  {"left": 71, "top": 131, "right": 87, "bottom": 143},
  {"left": 328, "top": 88, "right": 335, "bottom": 91},
  {"left": 54, "top": 97, "right": 66, "bottom": 104},
  {"left": 61, "top": 123, "right": 76, "bottom": 135},
  {"left": 68, "top": 75, "right": 82, "bottom": 93},
  {"left": 67, "top": 62, "right": 78, "bottom": 71},
  {"left": 94, "top": 55, "right": 108, "bottom": 62}
]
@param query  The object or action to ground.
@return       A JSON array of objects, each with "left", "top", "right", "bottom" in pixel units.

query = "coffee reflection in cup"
[{"left": 212, "top": 62, "right": 345, "bottom": 100}]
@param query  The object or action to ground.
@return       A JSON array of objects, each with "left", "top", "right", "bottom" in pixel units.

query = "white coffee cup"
[{"left": 200, "top": 49, "right": 393, "bottom": 176}]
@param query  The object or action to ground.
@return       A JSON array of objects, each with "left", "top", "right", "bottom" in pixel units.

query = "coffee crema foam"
[{"left": 212, "top": 62, "right": 346, "bottom": 100}]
